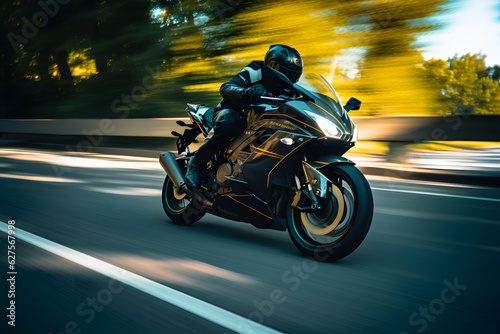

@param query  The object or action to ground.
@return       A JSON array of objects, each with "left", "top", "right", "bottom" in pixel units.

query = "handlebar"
[
  {"left": 260, "top": 96, "right": 285, "bottom": 102},
  {"left": 259, "top": 95, "right": 293, "bottom": 103}
]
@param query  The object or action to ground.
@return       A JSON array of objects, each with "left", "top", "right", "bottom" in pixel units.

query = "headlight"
[
  {"left": 304, "top": 110, "right": 342, "bottom": 139},
  {"left": 315, "top": 116, "right": 341, "bottom": 139},
  {"left": 351, "top": 123, "right": 358, "bottom": 143}
]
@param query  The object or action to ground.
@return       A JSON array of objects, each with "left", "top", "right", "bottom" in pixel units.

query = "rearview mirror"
[{"left": 344, "top": 97, "right": 361, "bottom": 112}]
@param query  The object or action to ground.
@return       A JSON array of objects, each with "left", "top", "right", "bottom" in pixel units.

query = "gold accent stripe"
[
  {"left": 228, "top": 196, "right": 272, "bottom": 220},
  {"left": 310, "top": 102, "right": 346, "bottom": 132},
  {"left": 242, "top": 147, "right": 281, "bottom": 164},
  {"left": 191, "top": 119, "right": 206, "bottom": 135},
  {"left": 254, "top": 147, "right": 284, "bottom": 158},
  {"left": 302, "top": 161, "right": 330, "bottom": 181},
  {"left": 259, "top": 114, "right": 321, "bottom": 133},
  {"left": 267, "top": 139, "right": 311, "bottom": 187}
]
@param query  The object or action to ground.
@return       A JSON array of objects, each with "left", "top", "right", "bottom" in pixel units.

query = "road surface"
[{"left": 0, "top": 147, "right": 499, "bottom": 334}]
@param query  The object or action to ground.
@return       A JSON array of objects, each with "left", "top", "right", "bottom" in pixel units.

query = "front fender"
[{"left": 308, "top": 155, "right": 355, "bottom": 169}]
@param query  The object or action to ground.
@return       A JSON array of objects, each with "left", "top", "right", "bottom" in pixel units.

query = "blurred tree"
[
  {"left": 334, "top": 0, "right": 447, "bottom": 115},
  {"left": 422, "top": 54, "right": 500, "bottom": 115},
  {"left": 3, "top": 0, "right": 494, "bottom": 119},
  {"left": 487, "top": 65, "right": 500, "bottom": 81},
  {"left": 0, "top": 0, "right": 166, "bottom": 118},
  {"left": 168, "top": 0, "right": 359, "bottom": 105},
  {"left": 0, "top": 2, "right": 18, "bottom": 119},
  {"left": 74, "top": 0, "right": 165, "bottom": 84},
  {"left": 224, "top": 1, "right": 352, "bottom": 70},
  {"left": 140, "top": 0, "right": 257, "bottom": 109},
  {"left": 169, "top": 0, "right": 450, "bottom": 116},
  {"left": 0, "top": 0, "right": 73, "bottom": 116}
]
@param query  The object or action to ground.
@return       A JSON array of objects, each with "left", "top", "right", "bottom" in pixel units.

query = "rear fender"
[{"left": 186, "top": 104, "right": 214, "bottom": 135}]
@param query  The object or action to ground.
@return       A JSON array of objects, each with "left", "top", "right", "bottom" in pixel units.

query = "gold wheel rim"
[{"left": 300, "top": 184, "right": 344, "bottom": 236}]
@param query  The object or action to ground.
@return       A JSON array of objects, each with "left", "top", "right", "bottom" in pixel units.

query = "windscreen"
[
  {"left": 295, "top": 73, "right": 345, "bottom": 119},
  {"left": 296, "top": 73, "right": 340, "bottom": 104}
]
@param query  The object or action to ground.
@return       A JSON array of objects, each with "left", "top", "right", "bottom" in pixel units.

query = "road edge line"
[{"left": 0, "top": 221, "right": 282, "bottom": 334}]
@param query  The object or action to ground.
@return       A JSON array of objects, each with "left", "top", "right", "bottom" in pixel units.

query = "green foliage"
[
  {"left": 422, "top": 54, "right": 500, "bottom": 115},
  {"left": 1, "top": 0, "right": 165, "bottom": 118},
  {"left": 0, "top": 0, "right": 498, "bottom": 119}
]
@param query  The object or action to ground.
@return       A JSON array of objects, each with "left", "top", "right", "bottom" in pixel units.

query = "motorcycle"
[{"left": 159, "top": 70, "right": 373, "bottom": 261}]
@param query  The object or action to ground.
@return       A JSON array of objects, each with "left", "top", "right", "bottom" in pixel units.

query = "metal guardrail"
[
  {"left": 0, "top": 115, "right": 499, "bottom": 141},
  {"left": 353, "top": 115, "right": 500, "bottom": 142},
  {"left": 0, "top": 118, "right": 189, "bottom": 138}
]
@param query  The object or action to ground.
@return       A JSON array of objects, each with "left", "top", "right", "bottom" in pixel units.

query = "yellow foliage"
[
  {"left": 186, "top": 0, "right": 443, "bottom": 115},
  {"left": 138, "top": 0, "right": 453, "bottom": 116},
  {"left": 183, "top": 82, "right": 222, "bottom": 93},
  {"left": 67, "top": 49, "right": 97, "bottom": 83},
  {"left": 170, "top": 33, "right": 206, "bottom": 52},
  {"left": 227, "top": 1, "right": 353, "bottom": 74},
  {"left": 359, "top": 55, "right": 437, "bottom": 115}
]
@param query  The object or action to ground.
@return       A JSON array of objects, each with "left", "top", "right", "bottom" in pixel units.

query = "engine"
[{"left": 216, "top": 162, "right": 233, "bottom": 187}]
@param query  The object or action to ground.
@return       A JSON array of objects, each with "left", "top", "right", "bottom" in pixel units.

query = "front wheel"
[
  {"left": 162, "top": 175, "right": 206, "bottom": 226},
  {"left": 287, "top": 164, "right": 373, "bottom": 262}
]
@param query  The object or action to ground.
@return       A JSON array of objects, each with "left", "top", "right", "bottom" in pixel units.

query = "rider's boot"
[
  {"left": 185, "top": 137, "right": 217, "bottom": 188},
  {"left": 185, "top": 159, "right": 206, "bottom": 188},
  {"left": 185, "top": 109, "right": 246, "bottom": 188}
]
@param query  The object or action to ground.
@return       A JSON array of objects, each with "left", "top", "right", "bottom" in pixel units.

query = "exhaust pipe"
[
  {"left": 159, "top": 152, "right": 213, "bottom": 208},
  {"left": 159, "top": 152, "right": 185, "bottom": 189}
]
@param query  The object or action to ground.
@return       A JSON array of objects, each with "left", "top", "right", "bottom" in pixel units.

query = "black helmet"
[{"left": 264, "top": 44, "right": 303, "bottom": 83}]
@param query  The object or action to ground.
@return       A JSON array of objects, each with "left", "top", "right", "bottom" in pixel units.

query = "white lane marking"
[
  {"left": 0, "top": 173, "right": 84, "bottom": 183},
  {"left": 0, "top": 149, "right": 161, "bottom": 170},
  {"left": 0, "top": 222, "right": 282, "bottom": 334},
  {"left": 372, "top": 187, "right": 500, "bottom": 203},
  {"left": 84, "top": 186, "right": 161, "bottom": 196},
  {"left": 366, "top": 174, "right": 490, "bottom": 190}
]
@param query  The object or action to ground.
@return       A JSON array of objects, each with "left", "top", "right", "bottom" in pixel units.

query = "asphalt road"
[{"left": 0, "top": 147, "right": 499, "bottom": 334}]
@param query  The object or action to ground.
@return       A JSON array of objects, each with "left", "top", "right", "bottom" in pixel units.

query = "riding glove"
[{"left": 244, "top": 84, "right": 268, "bottom": 102}]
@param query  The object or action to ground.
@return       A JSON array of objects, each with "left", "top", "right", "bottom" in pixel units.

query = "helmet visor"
[{"left": 276, "top": 64, "right": 302, "bottom": 83}]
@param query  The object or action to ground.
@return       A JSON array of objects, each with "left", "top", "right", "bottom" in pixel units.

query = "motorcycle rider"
[{"left": 185, "top": 44, "right": 304, "bottom": 188}]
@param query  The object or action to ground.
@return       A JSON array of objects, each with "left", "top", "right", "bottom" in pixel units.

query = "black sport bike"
[{"left": 159, "top": 71, "right": 373, "bottom": 261}]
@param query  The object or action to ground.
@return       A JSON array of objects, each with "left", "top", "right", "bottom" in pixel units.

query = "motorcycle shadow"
[{"left": 187, "top": 220, "right": 295, "bottom": 251}]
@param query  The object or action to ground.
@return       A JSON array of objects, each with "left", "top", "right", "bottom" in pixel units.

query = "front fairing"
[{"left": 291, "top": 73, "right": 356, "bottom": 143}]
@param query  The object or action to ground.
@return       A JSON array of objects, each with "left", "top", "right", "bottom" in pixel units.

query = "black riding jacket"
[{"left": 218, "top": 60, "right": 280, "bottom": 112}]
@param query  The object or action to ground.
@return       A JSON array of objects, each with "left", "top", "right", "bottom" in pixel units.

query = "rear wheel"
[
  {"left": 162, "top": 175, "right": 206, "bottom": 226},
  {"left": 287, "top": 164, "right": 373, "bottom": 261}
]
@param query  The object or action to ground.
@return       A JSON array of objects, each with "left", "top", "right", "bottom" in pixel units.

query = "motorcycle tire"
[
  {"left": 287, "top": 164, "right": 373, "bottom": 262},
  {"left": 162, "top": 175, "right": 206, "bottom": 226}
]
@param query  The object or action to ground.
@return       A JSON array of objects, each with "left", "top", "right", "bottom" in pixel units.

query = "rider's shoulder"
[
  {"left": 241, "top": 60, "right": 265, "bottom": 72},
  {"left": 238, "top": 61, "right": 265, "bottom": 84}
]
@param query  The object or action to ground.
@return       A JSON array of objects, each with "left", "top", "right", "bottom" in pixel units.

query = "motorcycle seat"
[
  {"left": 187, "top": 103, "right": 203, "bottom": 112},
  {"left": 187, "top": 103, "right": 214, "bottom": 131}
]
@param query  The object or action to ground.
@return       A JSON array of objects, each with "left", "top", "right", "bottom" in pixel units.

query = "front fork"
[{"left": 292, "top": 161, "right": 330, "bottom": 212}]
